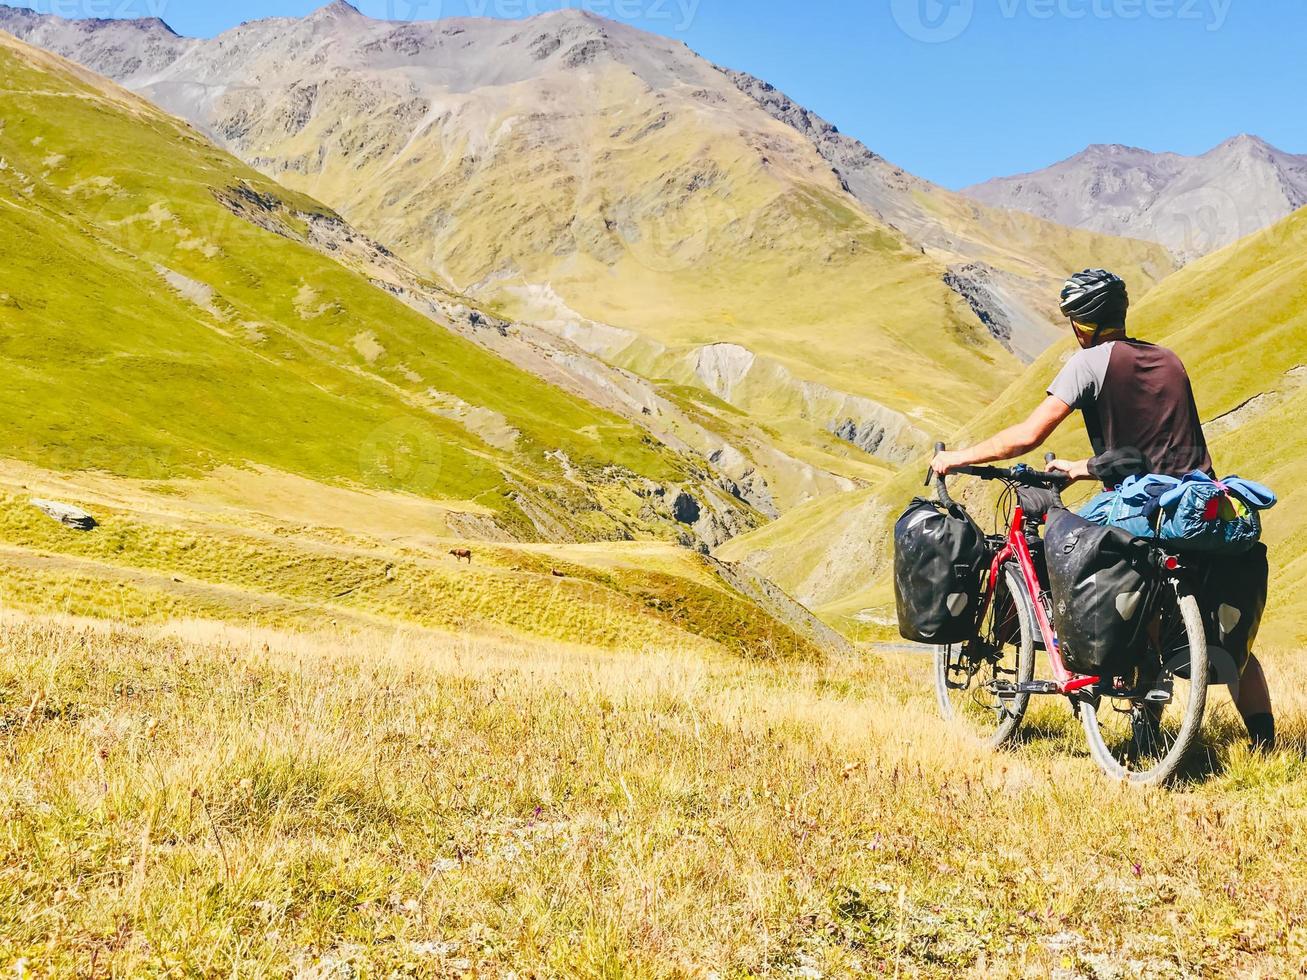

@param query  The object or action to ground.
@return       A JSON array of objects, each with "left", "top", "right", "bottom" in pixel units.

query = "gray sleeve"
[{"left": 1047, "top": 343, "right": 1113, "bottom": 409}]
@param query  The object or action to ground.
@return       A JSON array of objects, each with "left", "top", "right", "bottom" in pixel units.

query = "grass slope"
[
  {"left": 917, "top": 186, "right": 1176, "bottom": 298},
  {"left": 0, "top": 35, "right": 718, "bottom": 542},
  {"left": 0, "top": 461, "right": 830, "bottom": 660},
  {"left": 4, "top": 615, "right": 1307, "bottom": 974},
  {"left": 208, "top": 43, "right": 1022, "bottom": 430},
  {"left": 714, "top": 486, "right": 883, "bottom": 608}
]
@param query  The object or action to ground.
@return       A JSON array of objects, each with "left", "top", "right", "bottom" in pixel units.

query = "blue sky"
[{"left": 8, "top": 0, "right": 1304, "bottom": 187}]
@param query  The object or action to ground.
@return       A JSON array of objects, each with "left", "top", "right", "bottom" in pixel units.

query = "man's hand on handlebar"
[
  {"left": 931, "top": 450, "right": 971, "bottom": 477},
  {"left": 1046, "top": 458, "right": 1092, "bottom": 482},
  {"left": 929, "top": 443, "right": 1073, "bottom": 490}
]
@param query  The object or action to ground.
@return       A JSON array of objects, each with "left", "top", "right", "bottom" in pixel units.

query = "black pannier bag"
[
  {"left": 1199, "top": 543, "right": 1268, "bottom": 676},
  {"left": 1045, "top": 509, "right": 1153, "bottom": 676},
  {"left": 894, "top": 498, "right": 986, "bottom": 645}
]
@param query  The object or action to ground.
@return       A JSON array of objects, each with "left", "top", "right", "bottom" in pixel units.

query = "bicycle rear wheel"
[
  {"left": 934, "top": 564, "right": 1034, "bottom": 748},
  {"left": 1079, "top": 583, "right": 1208, "bottom": 786}
]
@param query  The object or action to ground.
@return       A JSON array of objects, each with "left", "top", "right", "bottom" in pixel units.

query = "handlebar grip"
[
  {"left": 1044, "top": 452, "right": 1066, "bottom": 507},
  {"left": 924, "top": 442, "right": 944, "bottom": 487},
  {"left": 928, "top": 442, "right": 956, "bottom": 508}
]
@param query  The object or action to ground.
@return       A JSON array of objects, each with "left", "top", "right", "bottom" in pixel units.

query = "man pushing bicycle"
[{"left": 929, "top": 269, "right": 1275, "bottom": 753}]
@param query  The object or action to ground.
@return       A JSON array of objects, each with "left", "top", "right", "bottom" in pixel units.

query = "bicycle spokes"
[
  {"left": 1079, "top": 584, "right": 1209, "bottom": 785},
  {"left": 934, "top": 566, "right": 1035, "bottom": 748}
]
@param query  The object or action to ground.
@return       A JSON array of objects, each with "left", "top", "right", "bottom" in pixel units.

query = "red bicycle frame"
[{"left": 971, "top": 503, "right": 1101, "bottom": 694}]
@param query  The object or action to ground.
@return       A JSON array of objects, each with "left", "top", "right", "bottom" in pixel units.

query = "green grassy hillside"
[
  {"left": 0, "top": 35, "right": 741, "bottom": 545},
  {"left": 789, "top": 205, "right": 1307, "bottom": 642},
  {"left": 248, "top": 56, "right": 1017, "bottom": 434},
  {"left": 714, "top": 486, "right": 884, "bottom": 609}
]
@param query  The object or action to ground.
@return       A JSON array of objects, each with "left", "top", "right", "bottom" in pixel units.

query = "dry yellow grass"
[{"left": 3, "top": 611, "right": 1306, "bottom": 976}]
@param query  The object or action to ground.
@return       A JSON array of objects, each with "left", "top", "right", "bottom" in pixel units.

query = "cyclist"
[{"left": 930, "top": 269, "right": 1275, "bottom": 751}]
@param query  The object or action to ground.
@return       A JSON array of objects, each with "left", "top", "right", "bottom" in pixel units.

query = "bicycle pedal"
[{"left": 1143, "top": 688, "right": 1173, "bottom": 703}]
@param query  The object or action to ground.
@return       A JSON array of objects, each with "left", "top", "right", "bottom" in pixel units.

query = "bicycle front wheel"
[
  {"left": 1079, "top": 584, "right": 1208, "bottom": 787},
  {"left": 934, "top": 564, "right": 1035, "bottom": 749}
]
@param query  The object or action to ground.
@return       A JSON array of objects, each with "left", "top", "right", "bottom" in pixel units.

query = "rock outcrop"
[{"left": 31, "top": 499, "right": 98, "bottom": 531}]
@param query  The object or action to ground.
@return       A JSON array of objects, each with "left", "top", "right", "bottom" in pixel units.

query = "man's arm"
[{"left": 932, "top": 396, "right": 1073, "bottom": 475}]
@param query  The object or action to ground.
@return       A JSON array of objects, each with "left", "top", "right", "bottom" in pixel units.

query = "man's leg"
[{"left": 1237, "top": 653, "right": 1275, "bottom": 751}]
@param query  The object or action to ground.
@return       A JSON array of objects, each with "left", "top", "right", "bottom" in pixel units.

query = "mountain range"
[
  {"left": 0, "top": 1, "right": 1175, "bottom": 484},
  {"left": 966, "top": 136, "right": 1307, "bottom": 262}
]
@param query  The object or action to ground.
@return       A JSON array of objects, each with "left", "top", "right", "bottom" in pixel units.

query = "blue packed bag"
[
  {"left": 1079, "top": 488, "right": 1157, "bottom": 538},
  {"left": 1080, "top": 471, "right": 1276, "bottom": 554}
]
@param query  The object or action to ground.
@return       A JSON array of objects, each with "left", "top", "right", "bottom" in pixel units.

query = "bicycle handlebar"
[
  {"left": 925, "top": 442, "right": 1071, "bottom": 509},
  {"left": 950, "top": 465, "right": 1070, "bottom": 487}
]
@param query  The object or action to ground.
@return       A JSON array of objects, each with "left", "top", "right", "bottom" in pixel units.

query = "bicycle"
[{"left": 928, "top": 443, "right": 1208, "bottom": 786}]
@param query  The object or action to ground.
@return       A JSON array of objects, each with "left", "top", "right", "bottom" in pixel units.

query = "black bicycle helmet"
[{"left": 1059, "top": 269, "right": 1129, "bottom": 327}]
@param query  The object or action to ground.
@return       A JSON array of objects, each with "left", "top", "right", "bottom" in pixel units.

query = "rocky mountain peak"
[
  {"left": 1080, "top": 143, "right": 1149, "bottom": 158},
  {"left": 1208, "top": 133, "right": 1277, "bottom": 161},
  {"left": 537, "top": 7, "right": 609, "bottom": 26},
  {"left": 0, "top": 4, "right": 177, "bottom": 37},
  {"left": 313, "top": 0, "right": 366, "bottom": 19},
  {"left": 966, "top": 134, "right": 1307, "bottom": 261},
  {"left": 1218, "top": 132, "right": 1271, "bottom": 149},
  {"left": 134, "top": 16, "right": 179, "bottom": 37}
]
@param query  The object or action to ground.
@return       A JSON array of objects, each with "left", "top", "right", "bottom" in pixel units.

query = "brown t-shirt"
[{"left": 1048, "top": 339, "right": 1213, "bottom": 482}]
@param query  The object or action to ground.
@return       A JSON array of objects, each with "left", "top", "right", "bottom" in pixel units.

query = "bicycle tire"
[
  {"left": 934, "top": 564, "right": 1035, "bottom": 749},
  {"left": 1079, "top": 587, "right": 1208, "bottom": 787}
]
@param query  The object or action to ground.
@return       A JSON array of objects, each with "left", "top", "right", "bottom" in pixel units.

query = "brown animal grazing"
[
  {"left": 550, "top": 568, "right": 566, "bottom": 578},
  {"left": 449, "top": 548, "right": 473, "bottom": 564}
]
